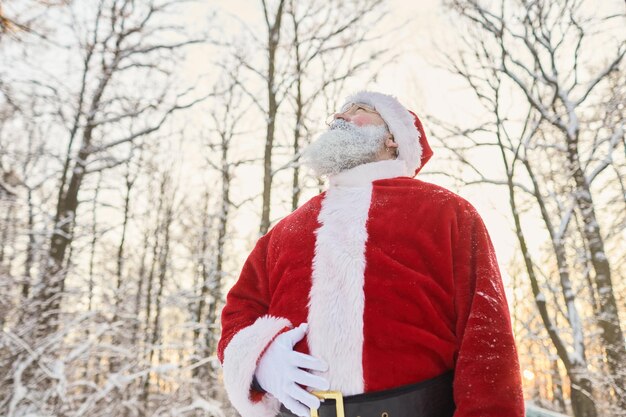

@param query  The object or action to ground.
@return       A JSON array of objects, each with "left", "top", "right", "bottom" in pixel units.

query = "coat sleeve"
[
  {"left": 451, "top": 203, "right": 525, "bottom": 417},
  {"left": 217, "top": 230, "right": 293, "bottom": 417}
]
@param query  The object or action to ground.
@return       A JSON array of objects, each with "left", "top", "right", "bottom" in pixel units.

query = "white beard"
[{"left": 301, "top": 120, "right": 388, "bottom": 177}]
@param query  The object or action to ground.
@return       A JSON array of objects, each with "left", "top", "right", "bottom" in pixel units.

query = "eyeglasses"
[
  {"left": 325, "top": 102, "right": 378, "bottom": 126},
  {"left": 340, "top": 103, "right": 377, "bottom": 114}
]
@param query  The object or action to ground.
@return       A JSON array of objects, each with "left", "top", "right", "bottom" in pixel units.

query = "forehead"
[{"left": 339, "top": 101, "right": 377, "bottom": 112}]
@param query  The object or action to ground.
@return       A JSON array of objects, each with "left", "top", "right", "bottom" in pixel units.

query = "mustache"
[{"left": 328, "top": 118, "right": 354, "bottom": 130}]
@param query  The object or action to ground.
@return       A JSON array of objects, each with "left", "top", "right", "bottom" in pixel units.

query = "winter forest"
[{"left": 0, "top": 0, "right": 624, "bottom": 416}]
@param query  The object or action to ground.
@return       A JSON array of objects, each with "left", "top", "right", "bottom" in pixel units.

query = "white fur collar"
[{"left": 328, "top": 159, "right": 409, "bottom": 188}]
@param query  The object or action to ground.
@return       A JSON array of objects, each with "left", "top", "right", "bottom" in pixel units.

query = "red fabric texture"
[
  {"left": 218, "top": 178, "right": 524, "bottom": 416},
  {"left": 217, "top": 231, "right": 274, "bottom": 366},
  {"left": 408, "top": 109, "right": 433, "bottom": 176},
  {"left": 216, "top": 232, "right": 294, "bottom": 404}
]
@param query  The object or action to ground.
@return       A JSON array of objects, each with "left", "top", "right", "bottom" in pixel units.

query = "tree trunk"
[
  {"left": 110, "top": 160, "right": 134, "bottom": 374},
  {"left": 290, "top": 6, "right": 303, "bottom": 212},
  {"left": 192, "top": 190, "right": 211, "bottom": 380},
  {"left": 259, "top": 0, "right": 286, "bottom": 235},
  {"left": 142, "top": 173, "right": 172, "bottom": 414},
  {"left": 23, "top": 188, "right": 34, "bottom": 299},
  {"left": 34, "top": 143, "right": 89, "bottom": 339},
  {"left": 567, "top": 131, "right": 625, "bottom": 407},
  {"left": 87, "top": 172, "right": 102, "bottom": 313},
  {"left": 497, "top": 133, "right": 598, "bottom": 417},
  {"left": 206, "top": 144, "right": 231, "bottom": 362},
  {"left": 569, "top": 368, "right": 597, "bottom": 417},
  {"left": 551, "top": 359, "right": 566, "bottom": 413}
]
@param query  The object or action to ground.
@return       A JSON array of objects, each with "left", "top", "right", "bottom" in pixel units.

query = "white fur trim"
[
  {"left": 342, "top": 91, "right": 423, "bottom": 177},
  {"left": 328, "top": 159, "right": 409, "bottom": 188},
  {"left": 307, "top": 182, "right": 372, "bottom": 395},
  {"left": 222, "top": 315, "right": 292, "bottom": 417}
]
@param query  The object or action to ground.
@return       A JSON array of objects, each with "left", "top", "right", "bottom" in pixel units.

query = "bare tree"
[
  {"left": 109, "top": 147, "right": 142, "bottom": 374},
  {"left": 215, "top": 0, "right": 398, "bottom": 234},
  {"left": 1, "top": 0, "right": 209, "bottom": 414},
  {"left": 188, "top": 60, "right": 261, "bottom": 389},
  {"left": 198, "top": 78, "right": 244, "bottom": 378},
  {"left": 0, "top": 0, "right": 70, "bottom": 40},
  {"left": 142, "top": 169, "right": 177, "bottom": 413},
  {"left": 285, "top": 0, "right": 398, "bottom": 211},
  {"left": 24, "top": 0, "right": 206, "bottom": 341},
  {"left": 433, "top": 0, "right": 625, "bottom": 415}
]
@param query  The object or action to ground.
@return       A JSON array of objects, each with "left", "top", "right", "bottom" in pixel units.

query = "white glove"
[{"left": 254, "top": 322, "right": 330, "bottom": 417}]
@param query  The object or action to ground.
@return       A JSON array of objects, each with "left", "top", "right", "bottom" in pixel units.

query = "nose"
[
  {"left": 327, "top": 111, "right": 348, "bottom": 127},
  {"left": 333, "top": 111, "right": 349, "bottom": 121}
]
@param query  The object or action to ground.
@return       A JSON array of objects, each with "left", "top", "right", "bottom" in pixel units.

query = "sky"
[
  {"left": 183, "top": 0, "right": 519, "bottom": 268},
  {"left": 176, "top": 0, "right": 625, "bottom": 295}
]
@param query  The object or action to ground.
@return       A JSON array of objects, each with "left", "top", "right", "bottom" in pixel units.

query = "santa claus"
[{"left": 217, "top": 91, "right": 525, "bottom": 417}]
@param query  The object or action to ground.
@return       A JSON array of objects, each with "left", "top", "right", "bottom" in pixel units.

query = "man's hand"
[{"left": 254, "top": 322, "right": 330, "bottom": 417}]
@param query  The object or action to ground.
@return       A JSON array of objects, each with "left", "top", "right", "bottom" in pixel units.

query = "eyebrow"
[
  {"left": 340, "top": 102, "right": 376, "bottom": 112},
  {"left": 339, "top": 102, "right": 353, "bottom": 112}
]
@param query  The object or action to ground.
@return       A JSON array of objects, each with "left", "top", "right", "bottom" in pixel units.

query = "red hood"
[{"left": 408, "top": 110, "right": 433, "bottom": 176}]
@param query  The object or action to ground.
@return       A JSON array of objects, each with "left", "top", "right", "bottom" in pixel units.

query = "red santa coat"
[{"left": 217, "top": 158, "right": 524, "bottom": 417}]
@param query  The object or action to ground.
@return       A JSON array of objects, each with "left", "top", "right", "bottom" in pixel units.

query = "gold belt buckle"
[{"left": 310, "top": 390, "right": 344, "bottom": 417}]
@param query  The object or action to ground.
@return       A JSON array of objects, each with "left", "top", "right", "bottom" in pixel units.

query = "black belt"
[{"left": 278, "top": 370, "right": 456, "bottom": 417}]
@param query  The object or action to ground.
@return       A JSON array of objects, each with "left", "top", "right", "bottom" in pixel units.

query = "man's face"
[
  {"left": 300, "top": 102, "right": 394, "bottom": 177},
  {"left": 332, "top": 103, "right": 387, "bottom": 127}
]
